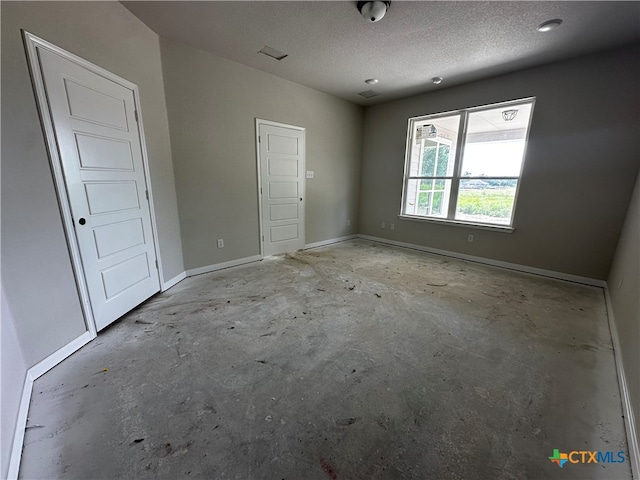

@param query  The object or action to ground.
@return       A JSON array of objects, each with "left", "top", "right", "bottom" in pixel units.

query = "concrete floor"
[{"left": 20, "top": 240, "right": 631, "bottom": 479}]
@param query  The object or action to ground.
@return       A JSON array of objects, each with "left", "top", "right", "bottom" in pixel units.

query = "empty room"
[{"left": 1, "top": 1, "right": 639, "bottom": 479}]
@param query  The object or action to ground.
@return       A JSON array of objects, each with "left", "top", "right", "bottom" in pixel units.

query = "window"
[{"left": 401, "top": 99, "right": 535, "bottom": 228}]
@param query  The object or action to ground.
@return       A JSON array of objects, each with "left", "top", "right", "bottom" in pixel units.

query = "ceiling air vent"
[
  {"left": 258, "top": 46, "right": 288, "bottom": 61},
  {"left": 358, "top": 90, "right": 381, "bottom": 99}
]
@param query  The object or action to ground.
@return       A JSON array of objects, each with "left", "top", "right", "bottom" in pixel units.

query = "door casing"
[
  {"left": 23, "top": 31, "right": 164, "bottom": 337},
  {"left": 255, "top": 118, "right": 306, "bottom": 257}
]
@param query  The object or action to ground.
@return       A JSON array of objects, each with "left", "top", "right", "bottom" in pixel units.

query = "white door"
[
  {"left": 38, "top": 48, "right": 160, "bottom": 331},
  {"left": 258, "top": 122, "right": 305, "bottom": 256}
]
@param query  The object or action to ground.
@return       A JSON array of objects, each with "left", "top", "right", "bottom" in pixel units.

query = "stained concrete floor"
[{"left": 20, "top": 240, "right": 631, "bottom": 480}]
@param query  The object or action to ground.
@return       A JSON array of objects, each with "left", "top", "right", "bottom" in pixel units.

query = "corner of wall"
[
  {"left": 1, "top": 287, "right": 29, "bottom": 479},
  {"left": 606, "top": 169, "right": 640, "bottom": 478}
]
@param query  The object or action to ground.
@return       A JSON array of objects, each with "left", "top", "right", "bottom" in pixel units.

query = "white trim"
[
  {"left": 255, "top": 118, "right": 305, "bottom": 131},
  {"left": 604, "top": 288, "right": 640, "bottom": 479},
  {"left": 255, "top": 118, "right": 306, "bottom": 257},
  {"left": 132, "top": 86, "right": 165, "bottom": 291},
  {"left": 305, "top": 235, "right": 358, "bottom": 250},
  {"left": 7, "top": 374, "right": 32, "bottom": 480},
  {"left": 255, "top": 119, "right": 265, "bottom": 258},
  {"left": 358, "top": 234, "right": 606, "bottom": 287},
  {"left": 22, "top": 31, "right": 162, "bottom": 335},
  {"left": 185, "top": 255, "right": 263, "bottom": 277},
  {"left": 398, "top": 214, "right": 515, "bottom": 233},
  {"left": 23, "top": 32, "right": 99, "bottom": 339},
  {"left": 29, "top": 331, "right": 93, "bottom": 379},
  {"left": 7, "top": 331, "right": 92, "bottom": 480},
  {"left": 6, "top": 249, "right": 268, "bottom": 477},
  {"left": 162, "top": 272, "right": 187, "bottom": 291}
]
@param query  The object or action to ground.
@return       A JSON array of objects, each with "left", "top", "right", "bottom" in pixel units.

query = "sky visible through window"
[{"left": 462, "top": 141, "right": 525, "bottom": 177}]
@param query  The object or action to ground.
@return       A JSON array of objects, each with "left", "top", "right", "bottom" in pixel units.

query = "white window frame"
[{"left": 399, "top": 97, "right": 536, "bottom": 232}]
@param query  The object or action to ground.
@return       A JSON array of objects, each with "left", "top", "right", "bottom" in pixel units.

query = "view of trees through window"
[
  {"left": 402, "top": 99, "right": 534, "bottom": 227},
  {"left": 417, "top": 141, "right": 450, "bottom": 216}
]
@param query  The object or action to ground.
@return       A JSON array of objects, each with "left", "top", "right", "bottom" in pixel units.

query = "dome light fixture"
[
  {"left": 432, "top": 77, "right": 443, "bottom": 85},
  {"left": 536, "top": 19, "right": 563, "bottom": 32},
  {"left": 357, "top": 1, "right": 391, "bottom": 23},
  {"left": 502, "top": 109, "right": 518, "bottom": 121},
  {"left": 365, "top": 78, "right": 379, "bottom": 85}
]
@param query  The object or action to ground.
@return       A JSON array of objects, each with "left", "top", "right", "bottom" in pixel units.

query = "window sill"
[{"left": 398, "top": 214, "right": 515, "bottom": 233}]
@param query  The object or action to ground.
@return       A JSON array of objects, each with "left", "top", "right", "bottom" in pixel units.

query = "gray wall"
[
  {"left": 359, "top": 44, "right": 640, "bottom": 280},
  {"left": 608, "top": 170, "right": 640, "bottom": 450},
  {"left": 1, "top": 3, "right": 183, "bottom": 474},
  {"left": 160, "top": 38, "right": 363, "bottom": 270},
  {"left": 1, "top": 0, "right": 184, "bottom": 358},
  {"left": 1, "top": 287, "right": 27, "bottom": 479}
]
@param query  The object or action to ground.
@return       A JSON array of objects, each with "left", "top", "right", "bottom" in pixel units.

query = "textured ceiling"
[{"left": 122, "top": 1, "right": 640, "bottom": 105}]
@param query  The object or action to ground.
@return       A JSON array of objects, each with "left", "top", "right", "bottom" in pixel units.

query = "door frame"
[
  {"left": 255, "top": 118, "right": 306, "bottom": 257},
  {"left": 23, "top": 31, "right": 164, "bottom": 337}
]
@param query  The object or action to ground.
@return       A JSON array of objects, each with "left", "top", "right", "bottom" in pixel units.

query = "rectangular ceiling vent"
[
  {"left": 258, "top": 46, "right": 288, "bottom": 61},
  {"left": 358, "top": 90, "right": 381, "bottom": 99}
]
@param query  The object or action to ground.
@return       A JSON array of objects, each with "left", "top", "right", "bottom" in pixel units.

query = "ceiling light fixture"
[
  {"left": 357, "top": 1, "right": 390, "bottom": 23},
  {"left": 432, "top": 77, "right": 443, "bottom": 85},
  {"left": 365, "top": 78, "right": 379, "bottom": 85},
  {"left": 536, "top": 19, "right": 563, "bottom": 32},
  {"left": 502, "top": 109, "right": 518, "bottom": 121}
]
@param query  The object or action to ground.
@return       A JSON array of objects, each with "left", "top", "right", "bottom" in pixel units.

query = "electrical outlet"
[
  {"left": 381, "top": 222, "right": 385, "bottom": 229},
  {"left": 390, "top": 223, "right": 395, "bottom": 230},
  {"left": 347, "top": 219, "right": 351, "bottom": 226},
  {"left": 217, "top": 239, "right": 224, "bottom": 248},
  {"left": 467, "top": 234, "right": 474, "bottom": 243}
]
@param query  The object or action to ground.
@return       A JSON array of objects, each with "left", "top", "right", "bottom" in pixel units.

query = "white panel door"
[
  {"left": 259, "top": 123, "right": 305, "bottom": 256},
  {"left": 38, "top": 48, "right": 160, "bottom": 331}
]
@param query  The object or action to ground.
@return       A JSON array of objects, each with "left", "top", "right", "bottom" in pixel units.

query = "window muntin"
[
  {"left": 403, "top": 114, "right": 460, "bottom": 218},
  {"left": 402, "top": 99, "right": 534, "bottom": 228}
]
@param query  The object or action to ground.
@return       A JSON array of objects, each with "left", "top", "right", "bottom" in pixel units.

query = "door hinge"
[
  {"left": 134, "top": 110, "right": 139, "bottom": 122},
  {"left": 262, "top": 235, "right": 264, "bottom": 242},
  {"left": 258, "top": 135, "right": 261, "bottom": 143},
  {"left": 145, "top": 190, "right": 149, "bottom": 200},
  {"left": 155, "top": 259, "right": 158, "bottom": 269}
]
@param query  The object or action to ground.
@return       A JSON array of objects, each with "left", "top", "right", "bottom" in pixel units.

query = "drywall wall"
[
  {"left": 160, "top": 38, "right": 363, "bottom": 270},
  {"left": 1, "top": 1, "right": 184, "bottom": 366},
  {"left": 608, "top": 169, "right": 640, "bottom": 451},
  {"left": 1, "top": 287, "right": 28, "bottom": 479},
  {"left": 359, "top": 43, "right": 640, "bottom": 280}
]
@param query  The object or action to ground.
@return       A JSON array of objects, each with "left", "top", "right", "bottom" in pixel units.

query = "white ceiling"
[{"left": 122, "top": 1, "right": 640, "bottom": 106}]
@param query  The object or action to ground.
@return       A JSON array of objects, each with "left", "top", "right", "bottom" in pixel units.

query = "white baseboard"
[
  {"left": 7, "top": 372, "right": 33, "bottom": 480},
  {"left": 604, "top": 289, "right": 640, "bottom": 479},
  {"left": 7, "top": 330, "right": 92, "bottom": 480},
  {"left": 305, "top": 234, "right": 358, "bottom": 250},
  {"left": 185, "top": 255, "right": 263, "bottom": 277},
  {"left": 162, "top": 271, "right": 186, "bottom": 291},
  {"left": 29, "top": 331, "right": 93, "bottom": 379},
  {"left": 358, "top": 234, "right": 606, "bottom": 287},
  {"left": 8, "top": 253, "right": 265, "bottom": 477}
]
